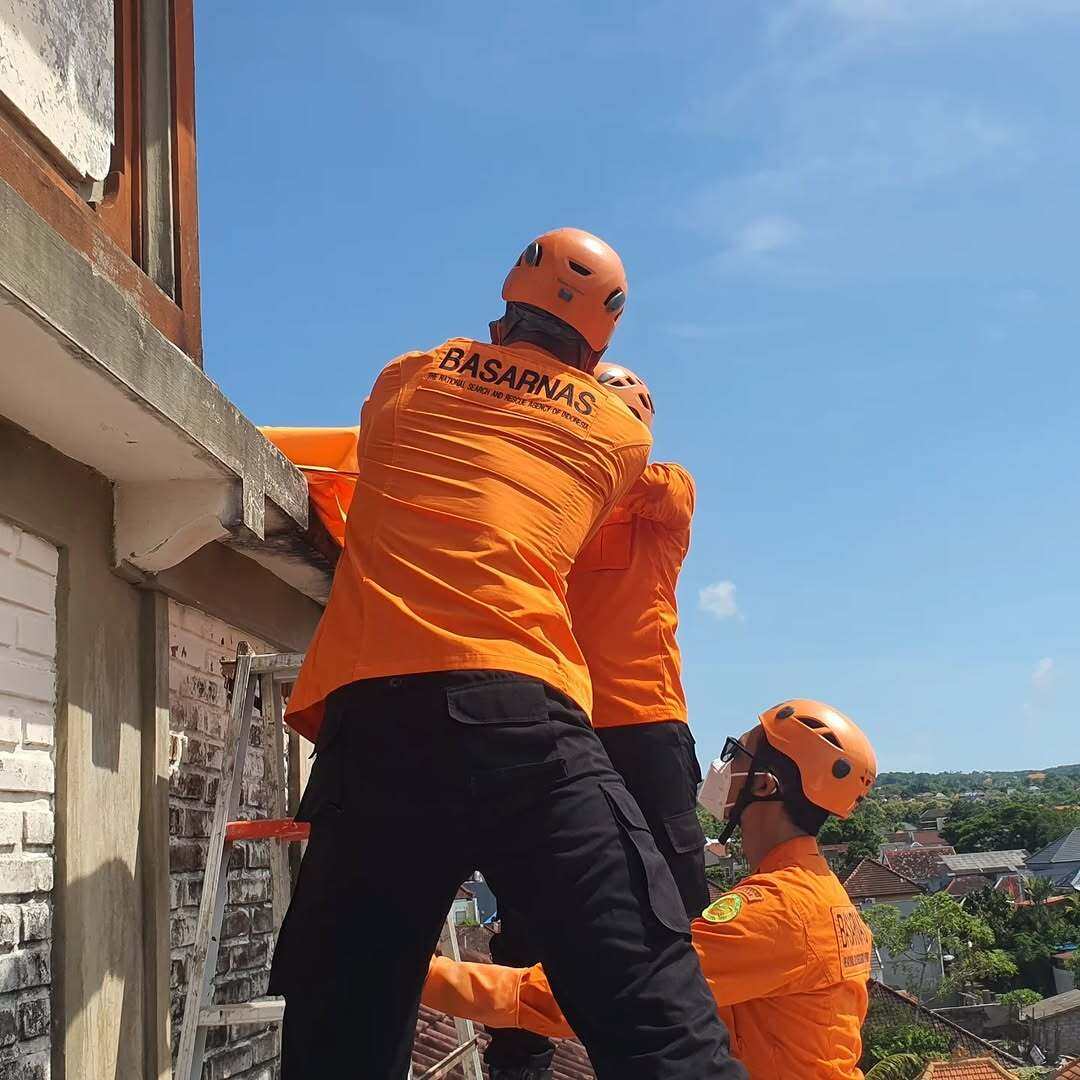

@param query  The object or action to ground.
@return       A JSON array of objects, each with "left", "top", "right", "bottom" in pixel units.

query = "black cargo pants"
[
  {"left": 269, "top": 671, "right": 742, "bottom": 1080},
  {"left": 487, "top": 720, "right": 710, "bottom": 1074}
]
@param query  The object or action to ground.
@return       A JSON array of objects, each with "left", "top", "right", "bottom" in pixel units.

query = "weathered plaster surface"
[{"left": 0, "top": 0, "right": 114, "bottom": 180}]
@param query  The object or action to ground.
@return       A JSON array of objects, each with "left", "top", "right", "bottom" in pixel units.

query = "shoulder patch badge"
[
  {"left": 702, "top": 893, "right": 744, "bottom": 924},
  {"left": 736, "top": 885, "right": 764, "bottom": 904}
]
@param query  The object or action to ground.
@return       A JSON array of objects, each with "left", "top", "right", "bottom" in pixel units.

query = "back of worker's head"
[
  {"left": 490, "top": 228, "right": 628, "bottom": 372},
  {"left": 702, "top": 699, "right": 877, "bottom": 843},
  {"left": 594, "top": 362, "right": 654, "bottom": 430}
]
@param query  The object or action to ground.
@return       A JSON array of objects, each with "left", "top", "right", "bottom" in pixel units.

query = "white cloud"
[
  {"left": 1032, "top": 657, "right": 1054, "bottom": 690},
  {"left": 733, "top": 215, "right": 803, "bottom": 255},
  {"left": 771, "top": 0, "right": 1080, "bottom": 36},
  {"left": 699, "top": 580, "right": 740, "bottom": 620}
]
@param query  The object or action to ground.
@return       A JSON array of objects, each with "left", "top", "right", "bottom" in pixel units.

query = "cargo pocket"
[
  {"left": 294, "top": 707, "right": 346, "bottom": 822},
  {"left": 447, "top": 680, "right": 567, "bottom": 797},
  {"left": 602, "top": 783, "right": 690, "bottom": 936},
  {"left": 664, "top": 806, "right": 706, "bottom": 856}
]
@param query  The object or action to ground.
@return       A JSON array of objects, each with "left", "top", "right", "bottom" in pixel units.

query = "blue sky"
[{"left": 194, "top": 1, "right": 1080, "bottom": 773}]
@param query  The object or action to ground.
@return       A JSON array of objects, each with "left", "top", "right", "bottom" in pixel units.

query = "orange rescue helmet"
[
  {"left": 759, "top": 699, "right": 877, "bottom": 819},
  {"left": 594, "top": 362, "right": 654, "bottom": 430},
  {"left": 502, "top": 228, "right": 628, "bottom": 352}
]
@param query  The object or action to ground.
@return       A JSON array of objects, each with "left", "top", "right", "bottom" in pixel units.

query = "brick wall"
[
  {"left": 169, "top": 601, "right": 285, "bottom": 1080},
  {"left": 0, "top": 520, "right": 57, "bottom": 1080}
]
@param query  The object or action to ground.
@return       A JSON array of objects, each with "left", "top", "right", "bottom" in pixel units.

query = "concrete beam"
[
  {"left": 114, "top": 480, "right": 236, "bottom": 574},
  {"left": 0, "top": 173, "right": 331, "bottom": 601}
]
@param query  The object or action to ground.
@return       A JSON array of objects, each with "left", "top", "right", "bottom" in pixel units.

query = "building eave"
[{"left": 0, "top": 173, "right": 332, "bottom": 603}]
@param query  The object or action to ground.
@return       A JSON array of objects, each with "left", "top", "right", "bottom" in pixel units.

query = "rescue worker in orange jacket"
[
  {"left": 486, "top": 363, "right": 711, "bottom": 1080},
  {"left": 423, "top": 700, "right": 878, "bottom": 1080},
  {"left": 268, "top": 229, "right": 742, "bottom": 1080}
]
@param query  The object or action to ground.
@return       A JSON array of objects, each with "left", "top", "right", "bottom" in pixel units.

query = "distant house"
[
  {"left": 820, "top": 842, "right": 851, "bottom": 873},
  {"left": 883, "top": 846, "right": 957, "bottom": 886},
  {"left": 843, "top": 860, "right": 937, "bottom": 996},
  {"left": 451, "top": 884, "right": 480, "bottom": 926},
  {"left": 941, "top": 851, "right": 1029, "bottom": 876},
  {"left": 932, "top": 850, "right": 1030, "bottom": 894},
  {"left": 1020, "top": 989, "right": 1080, "bottom": 1060},
  {"left": 943, "top": 874, "right": 996, "bottom": 900},
  {"left": 1052, "top": 948, "right": 1078, "bottom": 995},
  {"left": 844, "top": 859, "right": 925, "bottom": 906},
  {"left": 1026, "top": 828, "right": 1080, "bottom": 893}
]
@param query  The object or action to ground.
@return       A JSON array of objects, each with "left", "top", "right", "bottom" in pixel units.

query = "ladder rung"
[
  {"left": 224, "top": 819, "right": 310, "bottom": 842},
  {"left": 415, "top": 1035, "right": 481, "bottom": 1080},
  {"left": 222, "top": 652, "right": 305, "bottom": 679},
  {"left": 200, "top": 997, "right": 285, "bottom": 1027}
]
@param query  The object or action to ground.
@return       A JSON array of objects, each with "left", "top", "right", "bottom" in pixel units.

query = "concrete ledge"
[{"left": 0, "top": 174, "right": 331, "bottom": 601}]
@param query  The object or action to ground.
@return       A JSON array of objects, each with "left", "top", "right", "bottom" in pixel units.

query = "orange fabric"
[
  {"left": 260, "top": 426, "right": 359, "bottom": 547},
  {"left": 284, "top": 339, "right": 651, "bottom": 741},
  {"left": 422, "top": 836, "right": 870, "bottom": 1079},
  {"left": 566, "top": 463, "right": 693, "bottom": 728}
]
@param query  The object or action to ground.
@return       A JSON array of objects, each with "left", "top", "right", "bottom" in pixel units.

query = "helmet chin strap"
[{"left": 718, "top": 761, "right": 783, "bottom": 845}]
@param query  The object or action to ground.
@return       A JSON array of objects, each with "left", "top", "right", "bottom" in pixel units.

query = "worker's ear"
[{"left": 750, "top": 771, "right": 780, "bottom": 799}]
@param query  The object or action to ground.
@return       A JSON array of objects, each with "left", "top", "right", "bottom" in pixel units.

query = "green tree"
[
  {"left": 819, "top": 799, "right": 890, "bottom": 875},
  {"left": 860, "top": 1020, "right": 952, "bottom": 1068},
  {"left": 999, "top": 988, "right": 1043, "bottom": 1007},
  {"left": 941, "top": 799, "right": 1080, "bottom": 853},
  {"left": 864, "top": 1053, "right": 930, "bottom": 1080},
  {"left": 863, "top": 892, "right": 1015, "bottom": 1000}
]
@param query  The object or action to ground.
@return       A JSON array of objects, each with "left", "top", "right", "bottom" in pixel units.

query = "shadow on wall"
[{"left": 58, "top": 856, "right": 145, "bottom": 1079}]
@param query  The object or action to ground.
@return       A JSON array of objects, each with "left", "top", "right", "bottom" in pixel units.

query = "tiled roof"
[
  {"left": 941, "top": 851, "right": 1027, "bottom": 874},
  {"left": 921, "top": 1057, "right": 1016, "bottom": 1078},
  {"left": 944, "top": 874, "right": 994, "bottom": 898},
  {"left": 1028, "top": 828, "right": 1080, "bottom": 867},
  {"left": 883, "top": 846, "right": 956, "bottom": 883},
  {"left": 1055, "top": 1059, "right": 1080, "bottom": 1080},
  {"left": 1019, "top": 988, "right": 1080, "bottom": 1021},
  {"left": 843, "top": 858, "right": 924, "bottom": 900},
  {"left": 867, "top": 982, "right": 1024, "bottom": 1069}
]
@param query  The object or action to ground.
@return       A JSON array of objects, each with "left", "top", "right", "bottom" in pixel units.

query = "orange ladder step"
[{"left": 224, "top": 818, "right": 310, "bottom": 843}]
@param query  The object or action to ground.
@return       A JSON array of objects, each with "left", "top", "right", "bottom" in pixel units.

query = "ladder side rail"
[
  {"left": 414, "top": 1034, "right": 482, "bottom": 1080},
  {"left": 264, "top": 672, "right": 292, "bottom": 935},
  {"left": 439, "top": 915, "right": 484, "bottom": 1080},
  {"left": 174, "top": 651, "right": 257, "bottom": 1080}
]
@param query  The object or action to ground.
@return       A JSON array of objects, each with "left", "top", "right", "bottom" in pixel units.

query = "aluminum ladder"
[{"left": 174, "top": 643, "right": 483, "bottom": 1080}]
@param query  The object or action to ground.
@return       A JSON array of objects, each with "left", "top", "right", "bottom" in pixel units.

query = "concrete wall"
[
  {"left": 1033, "top": 1009, "right": 1080, "bottom": 1059},
  {"left": 0, "top": 418, "right": 322, "bottom": 1078},
  {"left": 0, "top": 519, "right": 57, "bottom": 1079},
  {"left": 0, "top": 0, "right": 115, "bottom": 180},
  {"left": 168, "top": 602, "right": 281, "bottom": 1080},
  {"left": 0, "top": 416, "right": 151, "bottom": 1080}
]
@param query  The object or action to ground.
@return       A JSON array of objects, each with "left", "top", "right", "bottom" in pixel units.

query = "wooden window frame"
[{"left": 0, "top": 0, "right": 202, "bottom": 364}]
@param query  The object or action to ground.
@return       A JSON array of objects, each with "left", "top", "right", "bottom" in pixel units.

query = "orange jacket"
[
  {"left": 566, "top": 462, "right": 694, "bottom": 728},
  {"left": 422, "top": 837, "right": 870, "bottom": 1079},
  {"left": 261, "top": 426, "right": 360, "bottom": 547},
  {"left": 281, "top": 339, "right": 651, "bottom": 741}
]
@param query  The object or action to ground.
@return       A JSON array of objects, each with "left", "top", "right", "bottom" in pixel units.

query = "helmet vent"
[
  {"left": 797, "top": 715, "right": 843, "bottom": 750},
  {"left": 603, "top": 289, "right": 626, "bottom": 313},
  {"left": 568, "top": 260, "right": 593, "bottom": 276},
  {"left": 522, "top": 241, "right": 543, "bottom": 267}
]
